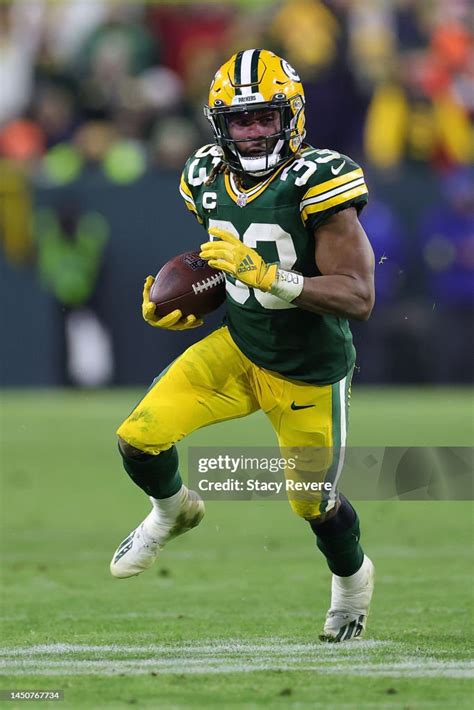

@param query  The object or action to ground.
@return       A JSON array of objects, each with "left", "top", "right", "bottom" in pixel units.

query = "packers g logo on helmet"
[{"left": 204, "top": 49, "right": 306, "bottom": 175}]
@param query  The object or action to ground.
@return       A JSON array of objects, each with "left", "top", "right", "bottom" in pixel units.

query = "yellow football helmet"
[{"left": 204, "top": 49, "right": 306, "bottom": 175}]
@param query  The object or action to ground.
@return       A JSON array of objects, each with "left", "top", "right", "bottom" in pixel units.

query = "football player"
[{"left": 111, "top": 49, "right": 375, "bottom": 643}]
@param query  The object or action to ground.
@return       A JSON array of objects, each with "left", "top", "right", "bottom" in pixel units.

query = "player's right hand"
[{"left": 142, "top": 276, "right": 204, "bottom": 330}]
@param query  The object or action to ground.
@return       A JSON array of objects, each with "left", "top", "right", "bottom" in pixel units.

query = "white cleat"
[
  {"left": 110, "top": 486, "right": 205, "bottom": 579},
  {"left": 319, "top": 555, "right": 375, "bottom": 642}
]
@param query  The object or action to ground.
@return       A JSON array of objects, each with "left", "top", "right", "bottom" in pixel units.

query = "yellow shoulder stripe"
[
  {"left": 179, "top": 185, "right": 196, "bottom": 209},
  {"left": 179, "top": 176, "right": 203, "bottom": 224},
  {"left": 301, "top": 168, "right": 364, "bottom": 202},
  {"left": 182, "top": 198, "right": 197, "bottom": 214},
  {"left": 181, "top": 198, "right": 203, "bottom": 224},
  {"left": 301, "top": 185, "right": 368, "bottom": 222},
  {"left": 179, "top": 173, "right": 193, "bottom": 199}
]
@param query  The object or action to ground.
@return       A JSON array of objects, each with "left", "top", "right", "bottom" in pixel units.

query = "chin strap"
[{"left": 237, "top": 138, "right": 285, "bottom": 175}]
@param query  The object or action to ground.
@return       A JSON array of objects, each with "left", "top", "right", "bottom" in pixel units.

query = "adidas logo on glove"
[{"left": 237, "top": 256, "right": 257, "bottom": 273}]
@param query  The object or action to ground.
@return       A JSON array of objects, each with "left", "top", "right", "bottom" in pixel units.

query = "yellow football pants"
[{"left": 117, "top": 326, "right": 351, "bottom": 518}]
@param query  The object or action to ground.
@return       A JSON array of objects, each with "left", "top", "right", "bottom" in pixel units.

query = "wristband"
[{"left": 269, "top": 268, "right": 304, "bottom": 302}]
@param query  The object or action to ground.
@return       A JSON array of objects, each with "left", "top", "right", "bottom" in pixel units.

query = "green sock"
[
  {"left": 119, "top": 445, "right": 183, "bottom": 499},
  {"left": 315, "top": 518, "right": 364, "bottom": 577},
  {"left": 310, "top": 495, "right": 364, "bottom": 576}
]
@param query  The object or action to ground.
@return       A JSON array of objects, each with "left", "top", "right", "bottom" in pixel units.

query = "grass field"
[{"left": 1, "top": 387, "right": 473, "bottom": 709}]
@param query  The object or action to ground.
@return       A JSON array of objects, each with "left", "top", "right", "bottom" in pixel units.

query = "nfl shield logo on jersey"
[{"left": 237, "top": 193, "right": 248, "bottom": 208}]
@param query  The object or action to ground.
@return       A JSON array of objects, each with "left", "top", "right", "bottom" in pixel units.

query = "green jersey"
[{"left": 179, "top": 144, "right": 368, "bottom": 385}]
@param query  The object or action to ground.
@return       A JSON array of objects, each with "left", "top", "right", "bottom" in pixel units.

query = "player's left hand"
[
  {"left": 142, "top": 276, "right": 204, "bottom": 330},
  {"left": 200, "top": 227, "right": 277, "bottom": 292}
]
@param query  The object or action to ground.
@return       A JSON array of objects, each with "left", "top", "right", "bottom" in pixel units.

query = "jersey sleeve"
[
  {"left": 299, "top": 151, "right": 369, "bottom": 232},
  {"left": 179, "top": 144, "right": 223, "bottom": 227},
  {"left": 179, "top": 169, "right": 204, "bottom": 225}
]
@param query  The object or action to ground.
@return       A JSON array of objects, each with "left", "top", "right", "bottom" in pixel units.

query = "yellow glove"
[
  {"left": 199, "top": 227, "right": 278, "bottom": 292},
  {"left": 142, "top": 276, "right": 203, "bottom": 330}
]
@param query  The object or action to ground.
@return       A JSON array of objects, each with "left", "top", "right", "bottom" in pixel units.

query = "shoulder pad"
[
  {"left": 180, "top": 145, "right": 223, "bottom": 225},
  {"left": 297, "top": 148, "right": 368, "bottom": 226},
  {"left": 184, "top": 144, "right": 222, "bottom": 169},
  {"left": 181, "top": 144, "right": 223, "bottom": 190}
]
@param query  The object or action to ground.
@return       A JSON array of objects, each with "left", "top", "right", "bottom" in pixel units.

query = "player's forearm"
[{"left": 293, "top": 274, "right": 375, "bottom": 321}]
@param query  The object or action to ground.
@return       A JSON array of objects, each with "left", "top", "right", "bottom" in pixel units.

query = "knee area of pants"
[
  {"left": 118, "top": 437, "right": 149, "bottom": 460},
  {"left": 117, "top": 416, "right": 175, "bottom": 456},
  {"left": 288, "top": 497, "right": 322, "bottom": 520}
]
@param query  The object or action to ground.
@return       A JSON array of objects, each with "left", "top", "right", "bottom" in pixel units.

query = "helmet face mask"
[{"left": 204, "top": 49, "right": 306, "bottom": 176}]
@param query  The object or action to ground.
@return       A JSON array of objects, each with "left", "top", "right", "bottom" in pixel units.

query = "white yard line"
[
  {"left": 1, "top": 661, "right": 472, "bottom": 678},
  {"left": 0, "top": 640, "right": 472, "bottom": 678},
  {"left": 0, "top": 640, "right": 391, "bottom": 656}
]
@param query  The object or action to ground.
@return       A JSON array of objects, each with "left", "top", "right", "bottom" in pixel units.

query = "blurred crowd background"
[{"left": 0, "top": 0, "right": 472, "bottom": 387}]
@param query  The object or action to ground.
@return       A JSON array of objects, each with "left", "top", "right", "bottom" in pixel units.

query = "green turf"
[{"left": 0, "top": 387, "right": 473, "bottom": 709}]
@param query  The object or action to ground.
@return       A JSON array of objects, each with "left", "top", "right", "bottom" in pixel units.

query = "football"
[{"left": 149, "top": 250, "right": 226, "bottom": 318}]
